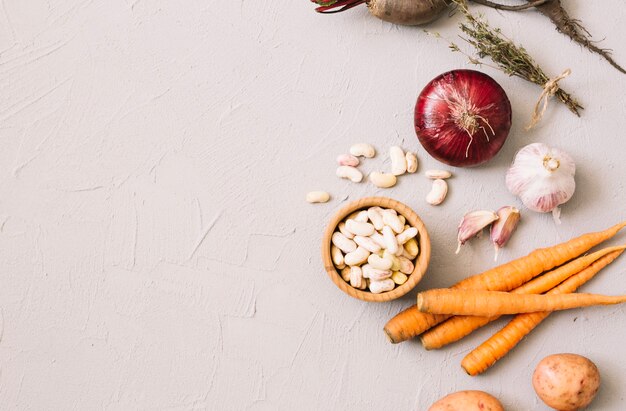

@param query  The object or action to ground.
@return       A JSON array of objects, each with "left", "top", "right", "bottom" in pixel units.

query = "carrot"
[
  {"left": 461, "top": 250, "right": 624, "bottom": 376},
  {"left": 383, "top": 222, "right": 626, "bottom": 343},
  {"left": 417, "top": 289, "right": 626, "bottom": 317},
  {"left": 420, "top": 245, "right": 626, "bottom": 350}
]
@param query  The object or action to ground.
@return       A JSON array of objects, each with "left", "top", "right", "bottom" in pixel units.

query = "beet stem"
[{"left": 315, "top": 0, "right": 366, "bottom": 13}]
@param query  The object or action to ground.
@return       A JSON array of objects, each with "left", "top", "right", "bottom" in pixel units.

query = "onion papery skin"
[{"left": 414, "top": 69, "right": 512, "bottom": 167}]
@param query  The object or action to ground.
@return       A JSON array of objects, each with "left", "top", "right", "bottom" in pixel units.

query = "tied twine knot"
[{"left": 526, "top": 69, "right": 571, "bottom": 130}]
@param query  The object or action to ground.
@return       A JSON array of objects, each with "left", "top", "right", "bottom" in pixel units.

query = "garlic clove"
[
  {"left": 490, "top": 206, "right": 521, "bottom": 261},
  {"left": 456, "top": 210, "right": 499, "bottom": 254}
]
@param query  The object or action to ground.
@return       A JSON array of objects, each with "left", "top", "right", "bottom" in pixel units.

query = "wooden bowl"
[{"left": 321, "top": 197, "right": 431, "bottom": 302}]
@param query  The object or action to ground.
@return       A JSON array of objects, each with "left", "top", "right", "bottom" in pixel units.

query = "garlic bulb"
[{"left": 506, "top": 143, "right": 575, "bottom": 223}]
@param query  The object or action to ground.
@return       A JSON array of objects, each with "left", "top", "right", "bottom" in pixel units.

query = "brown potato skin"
[
  {"left": 428, "top": 390, "right": 504, "bottom": 411},
  {"left": 532, "top": 353, "right": 600, "bottom": 411},
  {"left": 367, "top": 0, "right": 448, "bottom": 26}
]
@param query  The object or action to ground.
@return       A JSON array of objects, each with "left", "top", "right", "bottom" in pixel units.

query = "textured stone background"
[{"left": 0, "top": 0, "right": 625, "bottom": 409}]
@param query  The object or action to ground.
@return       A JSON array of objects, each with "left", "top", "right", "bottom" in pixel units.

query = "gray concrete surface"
[{"left": 0, "top": 1, "right": 625, "bottom": 409}]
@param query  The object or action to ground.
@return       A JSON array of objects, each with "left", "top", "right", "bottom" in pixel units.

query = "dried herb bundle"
[{"left": 448, "top": 0, "right": 582, "bottom": 119}]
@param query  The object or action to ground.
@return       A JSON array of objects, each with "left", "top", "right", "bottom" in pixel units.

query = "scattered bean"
[
  {"left": 426, "top": 179, "right": 448, "bottom": 206},
  {"left": 332, "top": 232, "right": 357, "bottom": 254},
  {"left": 369, "top": 279, "right": 395, "bottom": 294},
  {"left": 369, "top": 172, "right": 397, "bottom": 188},
  {"left": 336, "top": 154, "right": 360, "bottom": 167},
  {"left": 306, "top": 191, "right": 330, "bottom": 203},
  {"left": 344, "top": 246, "right": 370, "bottom": 266},
  {"left": 425, "top": 169, "right": 452, "bottom": 179},
  {"left": 390, "top": 146, "right": 407, "bottom": 176},
  {"left": 406, "top": 152, "right": 418, "bottom": 173},
  {"left": 336, "top": 166, "right": 363, "bottom": 183},
  {"left": 349, "top": 143, "right": 376, "bottom": 158},
  {"left": 345, "top": 219, "right": 375, "bottom": 236}
]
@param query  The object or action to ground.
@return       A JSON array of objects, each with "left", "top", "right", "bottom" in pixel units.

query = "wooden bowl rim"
[{"left": 321, "top": 196, "right": 431, "bottom": 302}]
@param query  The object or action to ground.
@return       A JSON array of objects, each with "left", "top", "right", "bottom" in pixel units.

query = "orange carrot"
[
  {"left": 461, "top": 250, "right": 624, "bottom": 376},
  {"left": 417, "top": 289, "right": 626, "bottom": 316},
  {"left": 383, "top": 222, "right": 626, "bottom": 343},
  {"left": 420, "top": 245, "right": 625, "bottom": 350}
]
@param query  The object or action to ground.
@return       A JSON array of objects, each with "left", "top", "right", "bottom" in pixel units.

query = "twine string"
[{"left": 526, "top": 69, "right": 571, "bottom": 130}]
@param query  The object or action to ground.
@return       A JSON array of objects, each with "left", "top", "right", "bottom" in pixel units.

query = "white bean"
[
  {"left": 382, "top": 211, "right": 404, "bottom": 234},
  {"left": 354, "top": 235, "right": 381, "bottom": 253},
  {"left": 398, "top": 215, "right": 406, "bottom": 226},
  {"left": 306, "top": 191, "right": 330, "bottom": 203},
  {"left": 369, "top": 279, "right": 395, "bottom": 294},
  {"left": 344, "top": 247, "right": 370, "bottom": 266},
  {"left": 336, "top": 166, "right": 363, "bottom": 183},
  {"left": 394, "top": 244, "right": 405, "bottom": 256},
  {"left": 349, "top": 266, "right": 363, "bottom": 288},
  {"left": 367, "top": 207, "right": 384, "bottom": 230},
  {"left": 368, "top": 269, "right": 392, "bottom": 281},
  {"left": 331, "top": 245, "right": 345, "bottom": 268},
  {"left": 369, "top": 172, "right": 397, "bottom": 188},
  {"left": 345, "top": 219, "right": 375, "bottom": 236},
  {"left": 338, "top": 222, "right": 354, "bottom": 239},
  {"left": 368, "top": 253, "right": 393, "bottom": 270},
  {"left": 406, "top": 152, "right": 418, "bottom": 173},
  {"left": 354, "top": 210, "right": 369, "bottom": 223},
  {"left": 403, "top": 238, "right": 419, "bottom": 259},
  {"left": 359, "top": 278, "right": 368, "bottom": 290},
  {"left": 362, "top": 264, "right": 391, "bottom": 281},
  {"left": 390, "top": 146, "right": 407, "bottom": 176},
  {"left": 382, "top": 226, "right": 399, "bottom": 254},
  {"left": 426, "top": 179, "right": 448, "bottom": 206},
  {"left": 349, "top": 143, "right": 376, "bottom": 158},
  {"left": 425, "top": 169, "right": 452, "bottom": 179},
  {"left": 340, "top": 266, "right": 351, "bottom": 282},
  {"left": 360, "top": 264, "right": 372, "bottom": 278},
  {"left": 384, "top": 250, "right": 401, "bottom": 270},
  {"left": 331, "top": 232, "right": 357, "bottom": 253},
  {"left": 396, "top": 227, "right": 418, "bottom": 245},
  {"left": 391, "top": 271, "right": 408, "bottom": 285},
  {"left": 369, "top": 232, "right": 387, "bottom": 248},
  {"left": 398, "top": 256, "right": 415, "bottom": 274},
  {"left": 336, "top": 154, "right": 360, "bottom": 167}
]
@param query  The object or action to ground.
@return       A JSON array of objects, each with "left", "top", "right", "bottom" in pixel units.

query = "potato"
[
  {"left": 532, "top": 353, "right": 600, "bottom": 411},
  {"left": 428, "top": 390, "right": 504, "bottom": 411}
]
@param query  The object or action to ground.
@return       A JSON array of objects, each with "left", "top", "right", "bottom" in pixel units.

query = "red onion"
[{"left": 414, "top": 69, "right": 512, "bottom": 167}]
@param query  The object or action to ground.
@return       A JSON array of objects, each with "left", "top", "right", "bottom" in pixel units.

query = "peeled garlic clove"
[
  {"left": 456, "top": 210, "right": 499, "bottom": 254},
  {"left": 506, "top": 143, "right": 575, "bottom": 224},
  {"left": 490, "top": 206, "right": 521, "bottom": 261}
]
